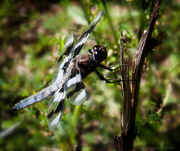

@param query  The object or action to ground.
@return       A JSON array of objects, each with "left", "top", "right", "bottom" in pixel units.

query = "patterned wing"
[
  {"left": 53, "top": 34, "right": 75, "bottom": 83},
  {"left": 53, "top": 10, "right": 103, "bottom": 82},
  {"left": 11, "top": 35, "right": 74, "bottom": 112},
  {"left": 62, "top": 11, "right": 103, "bottom": 105},
  {"left": 46, "top": 85, "right": 66, "bottom": 131},
  {"left": 46, "top": 34, "right": 75, "bottom": 131},
  {"left": 46, "top": 11, "right": 103, "bottom": 131},
  {"left": 46, "top": 64, "right": 86, "bottom": 131},
  {"left": 72, "top": 10, "right": 104, "bottom": 58},
  {"left": 65, "top": 64, "right": 87, "bottom": 105}
]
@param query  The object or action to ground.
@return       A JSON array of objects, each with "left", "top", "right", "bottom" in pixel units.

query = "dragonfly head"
[{"left": 89, "top": 45, "right": 107, "bottom": 63}]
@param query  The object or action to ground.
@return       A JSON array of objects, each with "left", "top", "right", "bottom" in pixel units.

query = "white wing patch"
[
  {"left": 66, "top": 73, "right": 82, "bottom": 88},
  {"left": 47, "top": 89, "right": 66, "bottom": 131},
  {"left": 72, "top": 89, "right": 87, "bottom": 105},
  {"left": 55, "top": 56, "right": 70, "bottom": 82},
  {"left": 66, "top": 65, "right": 87, "bottom": 106},
  {"left": 53, "top": 34, "right": 75, "bottom": 83},
  {"left": 74, "top": 33, "right": 90, "bottom": 50},
  {"left": 49, "top": 112, "right": 62, "bottom": 131},
  {"left": 53, "top": 91, "right": 64, "bottom": 103}
]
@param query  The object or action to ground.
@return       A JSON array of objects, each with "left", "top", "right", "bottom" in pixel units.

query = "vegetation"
[{"left": 0, "top": 0, "right": 179, "bottom": 150}]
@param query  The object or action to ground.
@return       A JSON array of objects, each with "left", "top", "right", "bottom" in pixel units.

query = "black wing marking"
[
  {"left": 72, "top": 10, "right": 104, "bottom": 58},
  {"left": 53, "top": 34, "right": 75, "bottom": 82},
  {"left": 46, "top": 62, "right": 75, "bottom": 131},
  {"left": 46, "top": 35, "right": 75, "bottom": 130},
  {"left": 46, "top": 63, "right": 86, "bottom": 131},
  {"left": 65, "top": 65, "right": 87, "bottom": 105},
  {"left": 46, "top": 59, "right": 73, "bottom": 131},
  {"left": 46, "top": 86, "right": 66, "bottom": 131}
]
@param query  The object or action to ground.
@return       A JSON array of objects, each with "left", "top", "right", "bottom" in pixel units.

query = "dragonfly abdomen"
[{"left": 11, "top": 82, "right": 63, "bottom": 111}]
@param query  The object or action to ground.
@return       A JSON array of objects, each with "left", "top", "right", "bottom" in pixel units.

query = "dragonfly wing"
[
  {"left": 47, "top": 62, "right": 75, "bottom": 131},
  {"left": 53, "top": 34, "right": 75, "bottom": 82},
  {"left": 65, "top": 65, "right": 87, "bottom": 105},
  {"left": 53, "top": 11, "right": 103, "bottom": 82},
  {"left": 46, "top": 11, "right": 103, "bottom": 130},
  {"left": 72, "top": 10, "right": 104, "bottom": 58},
  {"left": 46, "top": 85, "right": 66, "bottom": 131}
]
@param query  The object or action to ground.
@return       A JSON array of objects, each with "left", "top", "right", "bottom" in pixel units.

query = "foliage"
[{"left": 0, "top": 0, "right": 179, "bottom": 150}]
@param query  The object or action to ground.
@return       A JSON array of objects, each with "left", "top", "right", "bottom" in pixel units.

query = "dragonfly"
[{"left": 11, "top": 10, "right": 120, "bottom": 131}]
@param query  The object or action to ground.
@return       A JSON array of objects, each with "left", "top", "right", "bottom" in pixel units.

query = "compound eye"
[
  {"left": 93, "top": 45, "right": 107, "bottom": 63},
  {"left": 93, "top": 45, "right": 97, "bottom": 50}
]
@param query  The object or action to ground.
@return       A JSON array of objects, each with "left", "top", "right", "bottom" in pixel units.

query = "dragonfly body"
[
  {"left": 12, "top": 11, "right": 116, "bottom": 131},
  {"left": 11, "top": 45, "right": 107, "bottom": 110},
  {"left": 75, "top": 45, "right": 107, "bottom": 79}
]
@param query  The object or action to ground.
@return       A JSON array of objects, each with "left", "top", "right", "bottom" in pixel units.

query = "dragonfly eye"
[
  {"left": 93, "top": 45, "right": 97, "bottom": 50},
  {"left": 93, "top": 45, "right": 107, "bottom": 62}
]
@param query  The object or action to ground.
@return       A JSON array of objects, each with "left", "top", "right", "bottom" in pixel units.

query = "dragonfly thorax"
[{"left": 89, "top": 45, "right": 107, "bottom": 63}]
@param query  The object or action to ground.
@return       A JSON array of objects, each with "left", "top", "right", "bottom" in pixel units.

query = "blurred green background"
[{"left": 0, "top": 0, "right": 179, "bottom": 150}]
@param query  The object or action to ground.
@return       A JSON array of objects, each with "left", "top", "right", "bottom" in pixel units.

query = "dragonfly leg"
[
  {"left": 92, "top": 60, "right": 127, "bottom": 72},
  {"left": 95, "top": 70, "right": 122, "bottom": 83}
]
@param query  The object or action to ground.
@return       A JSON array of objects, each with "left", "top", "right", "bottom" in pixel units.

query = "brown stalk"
[{"left": 114, "top": 0, "right": 161, "bottom": 150}]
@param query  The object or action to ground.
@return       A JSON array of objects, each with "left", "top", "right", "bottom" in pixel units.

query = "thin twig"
[{"left": 0, "top": 122, "right": 20, "bottom": 139}]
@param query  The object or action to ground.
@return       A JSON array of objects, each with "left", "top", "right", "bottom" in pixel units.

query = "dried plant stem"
[{"left": 114, "top": 1, "right": 161, "bottom": 150}]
